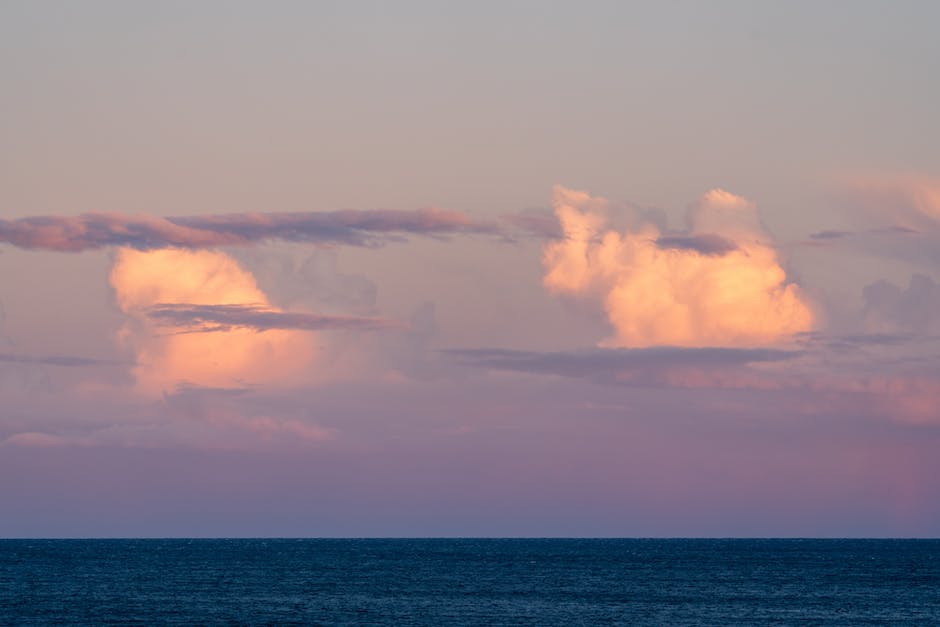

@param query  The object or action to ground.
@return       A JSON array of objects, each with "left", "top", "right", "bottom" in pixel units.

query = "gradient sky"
[{"left": 2, "top": 1, "right": 940, "bottom": 537}]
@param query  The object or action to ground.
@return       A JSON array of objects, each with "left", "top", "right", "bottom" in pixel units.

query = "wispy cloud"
[
  {"left": 796, "top": 331, "right": 919, "bottom": 351},
  {"left": 446, "top": 339, "right": 940, "bottom": 424},
  {"left": 809, "top": 229, "right": 853, "bottom": 241},
  {"left": 0, "top": 208, "right": 501, "bottom": 252},
  {"left": 445, "top": 346, "right": 799, "bottom": 385},
  {"left": 0, "top": 352, "right": 127, "bottom": 367},
  {"left": 146, "top": 303, "right": 399, "bottom": 334},
  {"left": 802, "top": 226, "right": 918, "bottom": 247},
  {"left": 845, "top": 175, "right": 940, "bottom": 227},
  {"left": 820, "top": 176, "right": 940, "bottom": 264},
  {"left": 863, "top": 274, "right": 940, "bottom": 335},
  {"left": 499, "top": 208, "right": 564, "bottom": 239}
]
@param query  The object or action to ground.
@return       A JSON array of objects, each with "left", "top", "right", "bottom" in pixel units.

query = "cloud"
[
  {"left": 845, "top": 175, "right": 940, "bottom": 228},
  {"left": 809, "top": 229, "right": 853, "bottom": 241},
  {"left": 824, "top": 176, "right": 940, "bottom": 265},
  {"left": 145, "top": 303, "right": 398, "bottom": 334},
  {"left": 654, "top": 234, "right": 738, "bottom": 256},
  {"left": 446, "top": 346, "right": 799, "bottom": 384},
  {"left": 0, "top": 208, "right": 501, "bottom": 252},
  {"left": 446, "top": 338, "right": 940, "bottom": 424},
  {"left": 500, "top": 208, "right": 565, "bottom": 239},
  {"left": 109, "top": 247, "right": 316, "bottom": 394},
  {"left": 863, "top": 274, "right": 940, "bottom": 335},
  {"left": 0, "top": 352, "right": 127, "bottom": 367},
  {"left": 161, "top": 386, "right": 334, "bottom": 446},
  {"left": 2, "top": 432, "right": 75, "bottom": 448},
  {"left": 0, "top": 303, "right": 126, "bottom": 391},
  {"left": 542, "top": 185, "right": 815, "bottom": 348},
  {"left": 799, "top": 331, "right": 918, "bottom": 351},
  {"left": 448, "top": 344, "right": 808, "bottom": 397},
  {"left": 0, "top": 384, "right": 334, "bottom": 450},
  {"left": 446, "top": 345, "right": 809, "bottom": 393},
  {"left": 799, "top": 227, "right": 918, "bottom": 250},
  {"left": 239, "top": 248, "right": 379, "bottom": 314}
]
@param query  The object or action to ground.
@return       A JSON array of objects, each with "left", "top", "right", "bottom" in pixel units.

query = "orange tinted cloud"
[
  {"left": 110, "top": 248, "right": 314, "bottom": 394},
  {"left": 543, "top": 186, "right": 814, "bottom": 347}
]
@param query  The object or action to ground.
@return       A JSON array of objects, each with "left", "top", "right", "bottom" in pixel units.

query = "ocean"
[{"left": 2, "top": 539, "right": 938, "bottom": 624}]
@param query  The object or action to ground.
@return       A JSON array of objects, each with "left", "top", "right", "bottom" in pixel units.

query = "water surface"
[{"left": 2, "top": 539, "right": 938, "bottom": 624}]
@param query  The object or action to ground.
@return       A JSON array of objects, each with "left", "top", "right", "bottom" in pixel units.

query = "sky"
[{"left": 2, "top": 1, "right": 940, "bottom": 537}]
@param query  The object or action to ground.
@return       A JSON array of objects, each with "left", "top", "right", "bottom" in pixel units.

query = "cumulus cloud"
[
  {"left": 542, "top": 186, "right": 815, "bottom": 348},
  {"left": 110, "top": 247, "right": 316, "bottom": 394},
  {"left": 0, "top": 208, "right": 500, "bottom": 252}
]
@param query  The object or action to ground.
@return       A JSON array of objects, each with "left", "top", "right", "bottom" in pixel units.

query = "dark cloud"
[
  {"left": 654, "top": 233, "right": 738, "bottom": 256},
  {"left": 810, "top": 230, "right": 853, "bottom": 240},
  {"left": 0, "top": 208, "right": 502, "bottom": 252},
  {"left": 146, "top": 303, "right": 400, "bottom": 333},
  {"left": 444, "top": 346, "right": 799, "bottom": 386}
]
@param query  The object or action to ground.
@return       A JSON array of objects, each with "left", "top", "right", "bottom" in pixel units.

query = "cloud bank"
[
  {"left": 0, "top": 208, "right": 500, "bottom": 252},
  {"left": 543, "top": 186, "right": 815, "bottom": 347}
]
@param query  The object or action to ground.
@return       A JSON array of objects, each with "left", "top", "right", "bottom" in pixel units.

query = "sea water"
[{"left": 2, "top": 539, "right": 939, "bottom": 624}]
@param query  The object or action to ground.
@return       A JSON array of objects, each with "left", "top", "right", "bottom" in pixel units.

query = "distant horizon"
[{"left": 5, "top": 537, "right": 940, "bottom": 542}]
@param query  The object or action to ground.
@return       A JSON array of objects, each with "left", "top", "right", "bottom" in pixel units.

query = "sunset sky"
[{"left": 2, "top": 1, "right": 940, "bottom": 537}]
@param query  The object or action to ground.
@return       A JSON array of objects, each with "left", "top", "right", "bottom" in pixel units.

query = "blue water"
[{"left": 2, "top": 539, "right": 939, "bottom": 624}]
